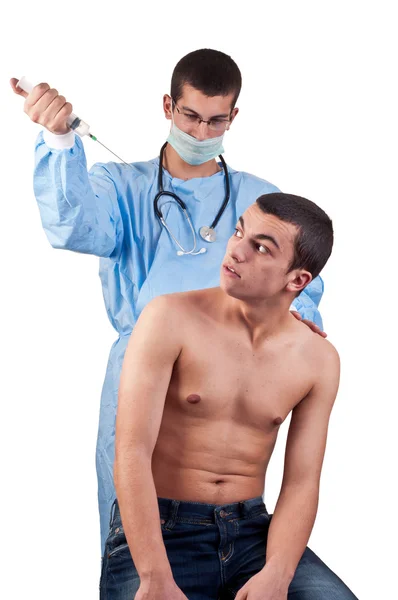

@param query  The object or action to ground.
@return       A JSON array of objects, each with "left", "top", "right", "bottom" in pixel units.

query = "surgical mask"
[{"left": 167, "top": 118, "right": 225, "bottom": 166}]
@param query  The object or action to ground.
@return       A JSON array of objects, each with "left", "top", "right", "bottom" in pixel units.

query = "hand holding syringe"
[{"left": 10, "top": 77, "right": 131, "bottom": 164}]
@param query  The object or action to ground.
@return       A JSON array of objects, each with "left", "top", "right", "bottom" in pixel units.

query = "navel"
[{"left": 187, "top": 394, "right": 201, "bottom": 404}]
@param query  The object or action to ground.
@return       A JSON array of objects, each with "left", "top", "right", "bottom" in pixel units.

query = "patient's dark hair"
[
  {"left": 256, "top": 193, "right": 333, "bottom": 279},
  {"left": 171, "top": 49, "right": 242, "bottom": 108}
]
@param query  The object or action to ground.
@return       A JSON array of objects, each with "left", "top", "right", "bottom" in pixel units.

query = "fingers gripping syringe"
[
  {"left": 17, "top": 76, "right": 92, "bottom": 137},
  {"left": 17, "top": 77, "right": 132, "bottom": 166}
]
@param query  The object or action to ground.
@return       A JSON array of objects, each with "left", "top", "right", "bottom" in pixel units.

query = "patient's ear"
[{"left": 286, "top": 270, "right": 312, "bottom": 294}]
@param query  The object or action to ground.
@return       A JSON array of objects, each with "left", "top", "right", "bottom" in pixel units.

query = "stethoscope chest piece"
[{"left": 199, "top": 226, "right": 217, "bottom": 243}]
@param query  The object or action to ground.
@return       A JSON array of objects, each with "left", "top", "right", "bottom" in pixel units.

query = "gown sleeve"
[{"left": 33, "top": 131, "right": 124, "bottom": 258}]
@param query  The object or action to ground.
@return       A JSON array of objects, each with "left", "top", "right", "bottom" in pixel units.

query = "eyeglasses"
[{"left": 172, "top": 98, "right": 231, "bottom": 133}]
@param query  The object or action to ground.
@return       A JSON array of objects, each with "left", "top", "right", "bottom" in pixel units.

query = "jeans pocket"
[
  {"left": 257, "top": 511, "right": 272, "bottom": 525},
  {"left": 105, "top": 522, "right": 130, "bottom": 559},
  {"left": 107, "top": 540, "right": 130, "bottom": 559}
]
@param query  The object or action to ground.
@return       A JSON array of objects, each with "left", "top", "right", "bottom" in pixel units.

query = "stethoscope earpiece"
[{"left": 177, "top": 247, "right": 207, "bottom": 256}]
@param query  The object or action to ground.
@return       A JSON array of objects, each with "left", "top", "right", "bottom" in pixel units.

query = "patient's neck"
[{"left": 223, "top": 293, "right": 294, "bottom": 345}]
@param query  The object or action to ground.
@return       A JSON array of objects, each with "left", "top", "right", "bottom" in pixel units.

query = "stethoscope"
[{"left": 153, "top": 142, "right": 230, "bottom": 256}]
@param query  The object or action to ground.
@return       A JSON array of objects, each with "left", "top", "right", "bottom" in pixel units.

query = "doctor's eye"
[
  {"left": 183, "top": 114, "right": 200, "bottom": 124},
  {"left": 234, "top": 228, "right": 243, "bottom": 238}
]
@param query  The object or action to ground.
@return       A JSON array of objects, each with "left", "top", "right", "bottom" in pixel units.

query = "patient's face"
[{"left": 220, "top": 204, "right": 299, "bottom": 302}]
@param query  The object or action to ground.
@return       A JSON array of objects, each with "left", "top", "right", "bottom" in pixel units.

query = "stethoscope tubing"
[{"left": 154, "top": 141, "right": 230, "bottom": 230}]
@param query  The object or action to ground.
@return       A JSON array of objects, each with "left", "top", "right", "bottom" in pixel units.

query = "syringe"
[
  {"left": 17, "top": 76, "right": 92, "bottom": 137},
  {"left": 16, "top": 76, "right": 132, "bottom": 166}
]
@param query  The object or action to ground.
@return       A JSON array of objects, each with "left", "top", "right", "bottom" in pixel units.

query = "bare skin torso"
[{"left": 151, "top": 288, "right": 320, "bottom": 504}]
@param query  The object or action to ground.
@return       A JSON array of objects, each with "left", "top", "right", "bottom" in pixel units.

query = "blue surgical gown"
[{"left": 33, "top": 132, "right": 324, "bottom": 554}]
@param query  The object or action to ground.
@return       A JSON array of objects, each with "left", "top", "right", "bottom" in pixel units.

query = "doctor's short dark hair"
[
  {"left": 171, "top": 49, "right": 242, "bottom": 108},
  {"left": 256, "top": 193, "right": 334, "bottom": 279}
]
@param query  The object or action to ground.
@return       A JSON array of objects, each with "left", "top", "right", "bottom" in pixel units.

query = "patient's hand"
[
  {"left": 290, "top": 311, "right": 327, "bottom": 338},
  {"left": 235, "top": 564, "right": 289, "bottom": 599},
  {"left": 136, "top": 577, "right": 189, "bottom": 600}
]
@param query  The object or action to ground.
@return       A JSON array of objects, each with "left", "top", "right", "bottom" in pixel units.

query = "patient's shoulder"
[
  {"left": 291, "top": 316, "right": 339, "bottom": 369},
  {"left": 306, "top": 333, "right": 340, "bottom": 378},
  {"left": 143, "top": 288, "right": 215, "bottom": 321}
]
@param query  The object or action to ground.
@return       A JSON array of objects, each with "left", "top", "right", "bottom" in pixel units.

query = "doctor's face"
[
  {"left": 220, "top": 204, "right": 311, "bottom": 303},
  {"left": 163, "top": 84, "right": 239, "bottom": 140}
]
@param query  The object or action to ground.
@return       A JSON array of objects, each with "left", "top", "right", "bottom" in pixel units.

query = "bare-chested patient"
[{"left": 114, "top": 193, "right": 339, "bottom": 596}]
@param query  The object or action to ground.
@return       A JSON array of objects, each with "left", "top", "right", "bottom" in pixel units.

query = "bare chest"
[{"left": 166, "top": 333, "right": 313, "bottom": 431}]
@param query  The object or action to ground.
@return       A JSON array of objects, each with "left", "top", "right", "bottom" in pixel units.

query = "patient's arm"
[
  {"left": 114, "top": 295, "right": 183, "bottom": 583},
  {"left": 263, "top": 341, "right": 340, "bottom": 584}
]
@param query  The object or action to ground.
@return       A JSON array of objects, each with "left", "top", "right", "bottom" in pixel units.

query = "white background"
[{"left": 1, "top": 1, "right": 397, "bottom": 598}]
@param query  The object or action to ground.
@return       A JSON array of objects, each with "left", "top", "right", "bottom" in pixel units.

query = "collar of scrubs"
[
  {"left": 152, "top": 156, "right": 232, "bottom": 184},
  {"left": 151, "top": 156, "right": 236, "bottom": 205}
]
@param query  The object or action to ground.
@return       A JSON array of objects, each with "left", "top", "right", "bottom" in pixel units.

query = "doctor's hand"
[
  {"left": 290, "top": 310, "right": 327, "bottom": 338},
  {"left": 10, "top": 78, "right": 73, "bottom": 135}
]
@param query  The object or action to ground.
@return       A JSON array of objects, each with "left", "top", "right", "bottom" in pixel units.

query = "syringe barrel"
[{"left": 16, "top": 76, "right": 90, "bottom": 137}]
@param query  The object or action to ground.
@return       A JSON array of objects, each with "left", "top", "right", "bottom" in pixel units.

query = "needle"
[{"left": 89, "top": 134, "right": 132, "bottom": 167}]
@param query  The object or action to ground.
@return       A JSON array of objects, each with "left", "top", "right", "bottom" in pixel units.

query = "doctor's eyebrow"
[
  {"left": 237, "top": 216, "right": 281, "bottom": 250},
  {"left": 180, "top": 105, "right": 230, "bottom": 119}
]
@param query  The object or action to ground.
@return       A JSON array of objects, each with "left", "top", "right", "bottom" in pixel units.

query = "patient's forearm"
[
  {"left": 114, "top": 449, "right": 173, "bottom": 582},
  {"left": 265, "top": 482, "right": 319, "bottom": 584}
]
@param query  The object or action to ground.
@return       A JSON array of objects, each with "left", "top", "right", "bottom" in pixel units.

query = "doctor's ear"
[
  {"left": 286, "top": 270, "right": 312, "bottom": 294},
  {"left": 163, "top": 94, "right": 173, "bottom": 119},
  {"left": 227, "top": 107, "right": 239, "bottom": 128}
]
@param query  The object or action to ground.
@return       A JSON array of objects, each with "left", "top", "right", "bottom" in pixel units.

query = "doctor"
[{"left": 11, "top": 48, "right": 325, "bottom": 555}]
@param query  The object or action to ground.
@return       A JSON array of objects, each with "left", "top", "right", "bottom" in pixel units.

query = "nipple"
[
  {"left": 273, "top": 417, "right": 283, "bottom": 426},
  {"left": 187, "top": 394, "right": 201, "bottom": 404}
]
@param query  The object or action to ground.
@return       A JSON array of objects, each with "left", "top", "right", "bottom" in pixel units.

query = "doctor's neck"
[{"left": 163, "top": 143, "right": 222, "bottom": 180}]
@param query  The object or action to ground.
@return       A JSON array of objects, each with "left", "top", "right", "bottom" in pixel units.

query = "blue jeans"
[{"left": 100, "top": 496, "right": 358, "bottom": 599}]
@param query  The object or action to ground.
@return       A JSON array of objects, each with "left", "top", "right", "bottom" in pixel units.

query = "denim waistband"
[
  {"left": 158, "top": 495, "right": 267, "bottom": 523},
  {"left": 111, "top": 495, "right": 267, "bottom": 527}
]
